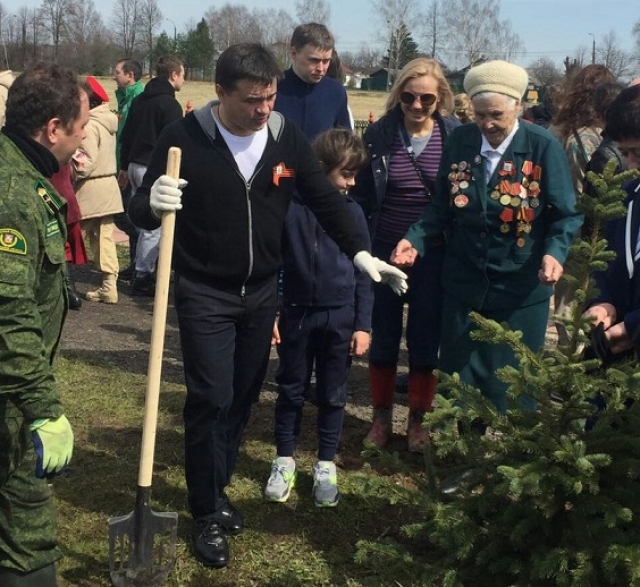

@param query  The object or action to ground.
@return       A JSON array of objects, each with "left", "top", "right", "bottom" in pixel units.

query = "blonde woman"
[{"left": 352, "top": 58, "right": 459, "bottom": 452}]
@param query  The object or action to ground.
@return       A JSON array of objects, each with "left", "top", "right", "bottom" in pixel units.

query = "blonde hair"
[
  {"left": 453, "top": 92, "right": 474, "bottom": 123},
  {"left": 385, "top": 58, "right": 453, "bottom": 115}
]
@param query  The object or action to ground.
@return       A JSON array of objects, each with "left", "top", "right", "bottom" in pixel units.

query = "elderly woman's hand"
[
  {"left": 391, "top": 239, "right": 418, "bottom": 267},
  {"left": 538, "top": 254, "right": 563, "bottom": 285}
]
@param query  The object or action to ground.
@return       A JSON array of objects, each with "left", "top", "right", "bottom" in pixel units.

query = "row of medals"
[{"left": 448, "top": 160, "right": 542, "bottom": 248}]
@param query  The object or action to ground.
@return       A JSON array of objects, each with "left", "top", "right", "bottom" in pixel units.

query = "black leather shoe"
[
  {"left": 67, "top": 285, "right": 82, "bottom": 310},
  {"left": 118, "top": 265, "right": 135, "bottom": 281},
  {"left": 192, "top": 517, "right": 229, "bottom": 568},
  {"left": 214, "top": 501, "right": 244, "bottom": 535},
  {"left": 131, "top": 273, "right": 155, "bottom": 297}
]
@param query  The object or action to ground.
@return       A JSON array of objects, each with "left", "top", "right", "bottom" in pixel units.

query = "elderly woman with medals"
[
  {"left": 392, "top": 60, "right": 582, "bottom": 416},
  {"left": 352, "top": 58, "right": 460, "bottom": 452}
]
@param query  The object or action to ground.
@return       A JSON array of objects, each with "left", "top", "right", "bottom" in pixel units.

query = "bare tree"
[
  {"left": 354, "top": 43, "right": 383, "bottom": 71},
  {"left": 421, "top": 0, "right": 444, "bottom": 59},
  {"left": 138, "top": 0, "right": 162, "bottom": 71},
  {"left": 0, "top": 2, "right": 9, "bottom": 68},
  {"left": 205, "top": 3, "right": 261, "bottom": 52},
  {"left": 633, "top": 19, "right": 640, "bottom": 59},
  {"left": 111, "top": 0, "right": 141, "bottom": 57},
  {"left": 65, "top": 0, "right": 103, "bottom": 71},
  {"left": 572, "top": 45, "right": 588, "bottom": 69},
  {"left": 370, "top": 0, "right": 419, "bottom": 86},
  {"left": 527, "top": 57, "right": 563, "bottom": 86},
  {"left": 294, "top": 0, "right": 330, "bottom": 25},
  {"left": 438, "top": 0, "right": 525, "bottom": 69},
  {"left": 598, "top": 30, "right": 636, "bottom": 79},
  {"left": 253, "top": 7, "right": 295, "bottom": 68},
  {"left": 39, "top": 0, "right": 72, "bottom": 62}
]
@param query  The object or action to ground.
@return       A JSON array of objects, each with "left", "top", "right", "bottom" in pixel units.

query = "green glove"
[{"left": 29, "top": 415, "right": 74, "bottom": 478}]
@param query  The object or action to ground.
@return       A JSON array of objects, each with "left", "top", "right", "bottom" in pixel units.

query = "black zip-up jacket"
[
  {"left": 128, "top": 102, "right": 368, "bottom": 294},
  {"left": 119, "top": 77, "right": 183, "bottom": 170},
  {"left": 282, "top": 194, "right": 373, "bottom": 332}
]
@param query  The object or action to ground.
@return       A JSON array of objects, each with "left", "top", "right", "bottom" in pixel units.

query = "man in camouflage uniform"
[{"left": 0, "top": 63, "right": 89, "bottom": 587}]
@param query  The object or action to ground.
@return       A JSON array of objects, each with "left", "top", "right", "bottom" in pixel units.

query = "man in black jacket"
[
  {"left": 129, "top": 43, "right": 407, "bottom": 570},
  {"left": 120, "top": 55, "right": 184, "bottom": 296}
]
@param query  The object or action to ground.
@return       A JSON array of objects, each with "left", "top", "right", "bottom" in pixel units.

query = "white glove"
[
  {"left": 150, "top": 175, "right": 186, "bottom": 216},
  {"left": 353, "top": 251, "right": 409, "bottom": 296}
]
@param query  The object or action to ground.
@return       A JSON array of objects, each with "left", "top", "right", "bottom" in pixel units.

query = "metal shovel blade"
[{"left": 108, "top": 487, "right": 178, "bottom": 587}]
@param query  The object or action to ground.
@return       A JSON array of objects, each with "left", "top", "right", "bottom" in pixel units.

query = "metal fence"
[{"left": 354, "top": 119, "right": 370, "bottom": 137}]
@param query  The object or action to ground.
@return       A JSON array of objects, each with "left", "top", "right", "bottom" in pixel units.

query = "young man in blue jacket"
[{"left": 274, "top": 22, "right": 351, "bottom": 140}]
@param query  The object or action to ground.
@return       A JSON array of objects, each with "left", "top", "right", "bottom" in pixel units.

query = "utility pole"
[{"left": 588, "top": 32, "right": 596, "bottom": 64}]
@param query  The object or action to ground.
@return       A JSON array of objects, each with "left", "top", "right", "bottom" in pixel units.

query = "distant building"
[{"left": 361, "top": 68, "right": 390, "bottom": 91}]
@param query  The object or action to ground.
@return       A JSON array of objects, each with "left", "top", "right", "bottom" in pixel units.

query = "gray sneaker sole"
[{"left": 313, "top": 490, "right": 340, "bottom": 508}]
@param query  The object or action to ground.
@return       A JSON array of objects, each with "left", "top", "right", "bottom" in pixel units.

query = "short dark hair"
[
  {"left": 155, "top": 55, "right": 184, "bottom": 79},
  {"left": 605, "top": 85, "right": 640, "bottom": 142},
  {"left": 592, "top": 81, "right": 624, "bottom": 122},
  {"left": 5, "top": 62, "right": 86, "bottom": 136},
  {"left": 312, "top": 129, "right": 368, "bottom": 175},
  {"left": 117, "top": 58, "right": 143, "bottom": 81},
  {"left": 215, "top": 43, "right": 282, "bottom": 92},
  {"left": 291, "top": 22, "right": 334, "bottom": 52}
]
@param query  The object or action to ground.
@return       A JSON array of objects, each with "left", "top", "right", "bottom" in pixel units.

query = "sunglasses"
[{"left": 399, "top": 92, "right": 437, "bottom": 107}]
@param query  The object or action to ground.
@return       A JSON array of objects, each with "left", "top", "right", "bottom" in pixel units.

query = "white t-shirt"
[{"left": 211, "top": 107, "right": 268, "bottom": 181}]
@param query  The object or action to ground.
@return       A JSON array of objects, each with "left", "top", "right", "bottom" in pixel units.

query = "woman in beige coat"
[{"left": 72, "top": 76, "right": 124, "bottom": 303}]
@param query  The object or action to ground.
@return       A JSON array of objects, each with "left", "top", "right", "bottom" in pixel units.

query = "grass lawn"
[
  {"left": 52, "top": 247, "right": 429, "bottom": 587},
  {"left": 98, "top": 77, "right": 389, "bottom": 122}
]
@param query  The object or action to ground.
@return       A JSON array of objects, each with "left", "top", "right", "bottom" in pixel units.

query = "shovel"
[{"left": 108, "top": 147, "right": 182, "bottom": 587}]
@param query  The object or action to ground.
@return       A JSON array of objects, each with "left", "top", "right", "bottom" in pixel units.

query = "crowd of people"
[{"left": 2, "top": 22, "right": 640, "bottom": 583}]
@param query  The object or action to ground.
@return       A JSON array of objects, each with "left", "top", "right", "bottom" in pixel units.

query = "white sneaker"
[
  {"left": 312, "top": 461, "right": 339, "bottom": 508},
  {"left": 264, "top": 457, "right": 296, "bottom": 502}
]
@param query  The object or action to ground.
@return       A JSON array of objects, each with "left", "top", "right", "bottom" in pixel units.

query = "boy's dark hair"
[
  {"left": 291, "top": 23, "right": 334, "bottom": 52},
  {"left": 5, "top": 62, "right": 87, "bottom": 135},
  {"left": 592, "top": 81, "right": 624, "bottom": 122},
  {"left": 215, "top": 43, "right": 282, "bottom": 92},
  {"left": 118, "top": 58, "right": 143, "bottom": 81},
  {"left": 605, "top": 85, "right": 640, "bottom": 142},
  {"left": 155, "top": 55, "right": 184, "bottom": 79},
  {"left": 312, "top": 129, "right": 368, "bottom": 175}
]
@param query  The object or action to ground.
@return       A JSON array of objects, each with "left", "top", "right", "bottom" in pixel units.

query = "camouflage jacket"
[{"left": 0, "top": 133, "right": 67, "bottom": 420}]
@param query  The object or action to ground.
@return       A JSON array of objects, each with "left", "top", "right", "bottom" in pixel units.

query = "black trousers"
[{"left": 175, "top": 273, "right": 277, "bottom": 519}]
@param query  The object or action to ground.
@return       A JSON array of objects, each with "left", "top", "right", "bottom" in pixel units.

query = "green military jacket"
[
  {"left": 0, "top": 133, "right": 67, "bottom": 421},
  {"left": 405, "top": 121, "right": 583, "bottom": 310}
]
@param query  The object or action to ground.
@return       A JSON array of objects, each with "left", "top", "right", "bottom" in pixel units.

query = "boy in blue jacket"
[{"left": 265, "top": 129, "right": 373, "bottom": 507}]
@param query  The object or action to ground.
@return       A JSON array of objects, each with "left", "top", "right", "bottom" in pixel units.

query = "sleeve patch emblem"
[{"left": 0, "top": 228, "right": 27, "bottom": 255}]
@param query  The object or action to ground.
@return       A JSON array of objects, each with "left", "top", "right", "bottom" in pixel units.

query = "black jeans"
[{"left": 175, "top": 273, "right": 277, "bottom": 519}]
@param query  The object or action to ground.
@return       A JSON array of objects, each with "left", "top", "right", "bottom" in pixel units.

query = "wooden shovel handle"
[{"left": 138, "top": 147, "right": 181, "bottom": 487}]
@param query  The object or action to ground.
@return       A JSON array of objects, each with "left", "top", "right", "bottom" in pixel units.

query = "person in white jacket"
[{"left": 71, "top": 76, "right": 124, "bottom": 304}]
